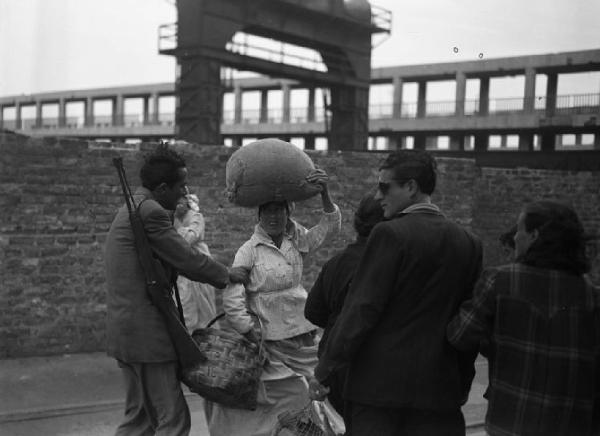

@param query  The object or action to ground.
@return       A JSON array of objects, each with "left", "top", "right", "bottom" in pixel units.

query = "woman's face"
[
  {"left": 259, "top": 202, "right": 288, "bottom": 238},
  {"left": 514, "top": 212, "right": 538, "bottom": 258}
]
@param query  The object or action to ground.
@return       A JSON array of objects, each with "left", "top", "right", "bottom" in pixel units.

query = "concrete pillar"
[
  {"left": 575, "top": 133, "right": 583, "bottom": 146},
  {"left": 234, "top": 86, "right": 242, "bottom": 123},
  {"left": 387, "top": 134, "right": 403, "bottom": 150},
  {"left": 392, "top": 77, "right": 403, "bottom": 118},
  {"left": 545, "top": 73, "right": 558, "bottom": 117},
  {"left": 35, "top": 100, "right": 42, "bottom": 128},
  {"left": 259, "top": 90, "right": 268, "bottom": 123},
  {"left": 417, "top": 81, "right": 427, "bottom": 118},
  {"left": 282, "top": 84, "right": 291, "bottom": 123},
  {"left": 500, "top": 135, "right": 508, "bottom": 148},
  {"left": 449, "top": 134, "right": 465, "bottom": 151},
  {"left": 519, "top": 133, "right": 535, "bottom": 151},
  {"left": 85, "top": 97, "right": 94, "bottom": 126},
  {"left": 474, "top": 133, "right": 488, "bottom": 151},
  {"left": 479, "top": 77, "right": 490, "bottom": 116},
  {"left": 329, "top": 84, "right": 369, "bottom": 150},
  {"left": 15, "top": 101, "right": 22, "bottom": 129},
  {"left": 305, "top": 136, "right": 315, "bottom": 150},
  {"left": 232, "top": 136, "right": 242, "bottom": 147},
  {"left": 58, "top": 98, "right": 66, "bottom": 127},
  {"left": 152, "top": 93, "right": 160, "bottom": 124},
  {"left": 307, "top": 87, "right": 316, "bottom": 122},
  {"left": 0, "top": 104, "right": 3, "bottom": 128},
  {"left": 114, "top": 94, "right": 124, "bottom": 126},
  {"left": 413, "top": 133, "right": 426, "bottom": 150},
  {"left": 455, "top": 72, "right": 466, "bottom": 117},
  {"left": 540, "top": 132, "right": 555, "bottom": 151},
  {"left": 143, "top": 96, "right": 150, "bottom": 124},
  {"left": 523, "top": 68, "right": 536, "bottom": 113},
  {"left": 594, "top": 133, "right": 600, "bottom": 150}
]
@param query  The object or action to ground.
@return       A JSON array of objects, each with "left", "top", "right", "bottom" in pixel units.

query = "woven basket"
[{"left": 181, "top": 312, "right": 265, "bottom": 410}]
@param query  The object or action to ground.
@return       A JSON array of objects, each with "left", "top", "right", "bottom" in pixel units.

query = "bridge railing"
[{"left": 4, "top": 93, "right": 599, "bottom": 132}]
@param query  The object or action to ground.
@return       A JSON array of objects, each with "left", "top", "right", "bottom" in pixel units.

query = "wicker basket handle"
[{"left": 205, "top": 311, "right": 266, "bottom": 361}]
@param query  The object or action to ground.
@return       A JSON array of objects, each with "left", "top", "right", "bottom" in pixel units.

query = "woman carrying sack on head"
[{"left": 205, "top": 168, "right": 341, "bottom": 436}]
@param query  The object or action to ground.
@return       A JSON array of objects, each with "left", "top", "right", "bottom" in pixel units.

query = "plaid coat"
[{"left": 448, "top": 264, "right": 600, "bottom": 435}]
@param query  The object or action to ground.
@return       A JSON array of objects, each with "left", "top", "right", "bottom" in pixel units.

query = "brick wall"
[{"left": 0, "top": 133, "right": 598, "bottom": 357}]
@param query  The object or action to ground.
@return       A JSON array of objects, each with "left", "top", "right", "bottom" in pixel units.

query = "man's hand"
[
  {"left": 308, "top": 376, "right": 330, "bottom": 401},
  {"left": 228, "top": 266, "right": 250, "bottom": 285}
]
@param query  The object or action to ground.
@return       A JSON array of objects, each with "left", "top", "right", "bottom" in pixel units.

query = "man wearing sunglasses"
[{"left": 311, "top": 150, "right": 483, "bottom": 435}]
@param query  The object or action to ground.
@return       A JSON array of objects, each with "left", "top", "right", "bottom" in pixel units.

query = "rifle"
[{"left": 112, "top": 157, "right": 206, "bottom": 369}]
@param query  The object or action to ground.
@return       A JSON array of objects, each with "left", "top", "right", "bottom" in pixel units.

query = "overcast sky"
[{"left": 1, "top": 0, "right": 600, "bottom": 97}]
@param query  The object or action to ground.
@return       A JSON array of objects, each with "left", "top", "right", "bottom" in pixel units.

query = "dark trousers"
[
  {"left": 347, "top": 403, "right": 465, "bottom": 436},
  {"left": 115, "top": 360, "right": 190, "bottom": 436}
]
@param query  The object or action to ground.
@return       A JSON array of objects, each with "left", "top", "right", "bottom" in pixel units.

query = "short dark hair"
[
  {"left": 379, "top": 150, "right": 437, "bottom": 195},
  {"left": 353, "top": 193, "right": 385, "bottom": 237},
  {"left": 140, "top": 144, "right": 186, "bottom": 190},
  {"left": 519, "top": 201, "right": 590, "bottom": 275}
]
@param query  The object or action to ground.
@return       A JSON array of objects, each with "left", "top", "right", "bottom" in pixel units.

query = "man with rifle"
[{"left": 105, "top": 144, "right": 249, "bottom": 435}]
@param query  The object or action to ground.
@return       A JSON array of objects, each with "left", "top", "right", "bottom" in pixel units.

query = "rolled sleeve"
[
  {"left": 300, "top": 204, "right": 341, "bottom": 254},
  {"left": 222, "top": 242, "right": 255, "bottom": 334}
]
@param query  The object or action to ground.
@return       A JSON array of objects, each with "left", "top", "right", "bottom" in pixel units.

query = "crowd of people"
[{"left": 105, "top": 143, "right": 598, "bottom": 436}]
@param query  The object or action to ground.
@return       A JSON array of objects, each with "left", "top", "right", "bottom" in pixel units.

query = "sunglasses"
[{"left": 378, "top": 179, "right": 410, "bottom": 195}]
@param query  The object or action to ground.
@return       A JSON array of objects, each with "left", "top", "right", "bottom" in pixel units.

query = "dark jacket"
[
  {"left": 105, "top": 187, "right": 229, "bottom": 363},
  {"left": 314, "top": 208, "right": 482, "bottom": 410},
  {"left": 305, "top": 238, "right": 367, "bottom": 356}
]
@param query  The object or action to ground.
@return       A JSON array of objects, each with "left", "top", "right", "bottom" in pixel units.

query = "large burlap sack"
[{"left": 225, "top": 138, "right": 321, "bottom": 207}]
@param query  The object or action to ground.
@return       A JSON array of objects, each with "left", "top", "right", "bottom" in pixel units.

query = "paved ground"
[{"left": 0, "top": 352, "right": 488, "bottom": 435}]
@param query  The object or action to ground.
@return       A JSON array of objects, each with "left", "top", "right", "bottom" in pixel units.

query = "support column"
[
  {"left": 545, "top": 73, "right": 558, "bottom": 117},
  {"left": 474, "top": 133, "right": 488, "bottom": 151},
  {"left": 305, "top": 136, "right": 315, "bottom": 150},
  {"left": 232, "top": 136, "right": 242, "bottom": 147},
  {"left": 15, "top": 101, "right": 22, "bottom": 130},
  {"left": 152, "top": 93, "right": 160, "bottom": 124},
  {"left": 113, "top": 94, "right": 124, "bottom": 126},
  {"left": 259, "top": 90, "right": 268, "bottom": 123},
  {"left": 524, "top": 68, "right": 536, "bottom": 113},
  {"left": 416, "top": 81, "right": 427, "bottom": 118},
  {"left": 143, "top": 96, "right": 150, "bottom": 124},
  {"left": 0, "top": 104, "right": 3, "bottom": 128},
  {"left": 329, "top": 84, "right": 369, "bottom": 150},
  {"left": 35, "top": 100, "right": 42, "bottom": 128},
  {"left": 449, "top": 134, "right": 465, "bottom": 151},
  {"left": 282, "top": 84, "right": 291, "bottom": 123},
  {"left": 479, "top": 77, "right": 490, "bottom": 116},
  {"left": 413, "top": 133, "right": 426, "bottom": 150},
  {"left": 540, "top": 132, "right": 555, "bottom": 151},
  {"left": 307, "top": 87, "right": 316, "bottom": 122},
  {"left": 58, "top": 98, "right": 66, "bottom": 127},
  {"left": 392, "top": 77, "right": 403, "bottom": 118},
  {"left": 85, "top": 97, "right": 93, "bottom": 126},
  {"left": 455, "top": 72, "right": 466, "bottom": 117},
  {"left": 594, "top": 133, "right": 600, "bottom": 150},
  {"left": 500, "top": 135, "right": 508, "bottom": 148},
  {"left": 234, "top": 85, "right": 243, "bottom": 124},
  {"left": 519, "top": 133, "right": 535, "bottom": 151}
]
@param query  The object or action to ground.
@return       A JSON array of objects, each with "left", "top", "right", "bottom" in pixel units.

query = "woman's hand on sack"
[
  {"left": 308, "top": 376, "right": 330, "bottom": 401},
  {"left": 306, "top": 168, "right": 329, "bottom": 191},
  {"left": 306, "top": 168, "right": 335, "bottom": 213},
  {"left": 228, "top": 266, "right": 250, "bottom": 285}
]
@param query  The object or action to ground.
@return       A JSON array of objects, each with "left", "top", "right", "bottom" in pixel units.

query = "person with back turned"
[
  {"left": 448, "top": 201, "right": 600, "bottom": 435},
  {"left": 105, "top": 144, "right": 248, "bottom": 435}
]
